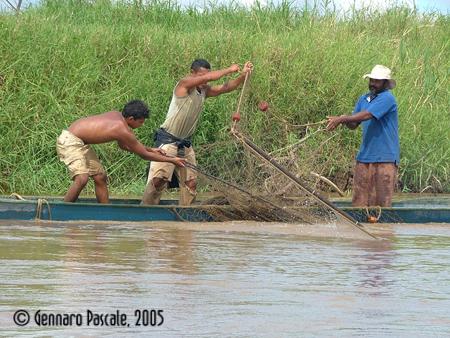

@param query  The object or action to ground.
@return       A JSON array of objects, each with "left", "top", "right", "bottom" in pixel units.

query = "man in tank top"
[{"left": 142, "top": 59, "right": 253, "bottom": 205}]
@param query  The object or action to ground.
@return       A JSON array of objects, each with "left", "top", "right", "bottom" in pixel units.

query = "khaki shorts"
[
  {"left": 352, "top": 161, "right": 398, "bottom": 207},
  {"left": 147, "top": 143, "right": 196, "bottom": 184},
  {"left": 56, "top": 130, "right": 105, "bottom": 179}
]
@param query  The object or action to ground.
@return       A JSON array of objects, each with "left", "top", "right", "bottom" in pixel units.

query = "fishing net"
[
  {"left": 191, "top": 124, "right": 399, "bottom": 230},
  {"left": 169, "top": 75, "right": 378, "bottom": 239},
  {"left": 191, "top": 124, "right": 340, "bottom": 222}
]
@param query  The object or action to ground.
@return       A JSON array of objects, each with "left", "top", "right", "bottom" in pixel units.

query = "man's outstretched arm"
[
  {"left": 117, "top": 132, "right": 185, "bottom": 167},
  {"left": 326, "top": 110, "right": 373, "bottom": 131},
  {"left": 206, "top": 61, "right": 253, "bottom": 97},
  {"left": 175, "top": 64, "right": 240, "bottom": 97}
]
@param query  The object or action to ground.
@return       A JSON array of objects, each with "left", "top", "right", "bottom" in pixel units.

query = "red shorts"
[{"left": 352, "top": 162, "right": 398, "bottom": 207}]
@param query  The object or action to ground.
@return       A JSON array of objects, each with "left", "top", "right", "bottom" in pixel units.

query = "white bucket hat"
[{"left": 363, "top": 65, "right": 396, "bottom": 89}]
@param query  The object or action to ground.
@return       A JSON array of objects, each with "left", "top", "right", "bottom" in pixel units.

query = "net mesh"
[
  {"left": 190, "top": 124, "right": 396, "bottom": 239},
  {"left": 188, "top": 123, "right": 350, "bottom": 224},
  {"left": 169, "top": 79, "right": 387, "bottom": 239}
]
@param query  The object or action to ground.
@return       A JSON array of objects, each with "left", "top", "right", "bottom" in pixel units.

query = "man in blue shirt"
[{"left": 327, "top": 65, "right": 399, "bottom": 207}]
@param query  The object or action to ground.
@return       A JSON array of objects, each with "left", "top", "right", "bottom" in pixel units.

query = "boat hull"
[
  {"left": 0, "top": 197, "right": 213, "bottom": 222},
  {"left": 1, "top": 196, "right": 449, "bottom": 223}
]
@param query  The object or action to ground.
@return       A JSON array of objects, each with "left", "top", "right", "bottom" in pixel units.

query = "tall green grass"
[{"left": 0, "top": 0, "right": 449, "bottom": 196}]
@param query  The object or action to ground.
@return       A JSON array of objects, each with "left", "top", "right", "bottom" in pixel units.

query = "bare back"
[{"left": 68, "top": 111, "right": 130, "bottom": 144}]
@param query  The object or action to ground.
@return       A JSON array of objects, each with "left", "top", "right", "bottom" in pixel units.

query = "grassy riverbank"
[{"left": 1, "top": 0, "right": 449, "bottom": 196}]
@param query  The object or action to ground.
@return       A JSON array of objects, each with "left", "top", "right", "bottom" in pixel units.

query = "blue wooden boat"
[
  {"left": 332, "top": 197, "right": 450, "bottom": 224},
  {"left": 0, "top": 195, "right": 449, "bottom": 223},
  {"left": 0, "top": 196, "right": 214, "bottom": 223}
]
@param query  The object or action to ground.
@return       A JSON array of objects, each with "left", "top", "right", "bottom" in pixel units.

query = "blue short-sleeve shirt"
[{"left": 353, "top": 90, "right": 400, "bottom": 164}]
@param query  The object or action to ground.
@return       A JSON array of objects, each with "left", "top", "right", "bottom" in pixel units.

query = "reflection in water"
[
  {"left": 0, "top": 220, "right": 449, "bottom": 337},
  {"left": 358, "top": 239, "right": 395, "bottom": 289},
  {"left": 145, "top": 228, "right": 197, "bottom": 275}
]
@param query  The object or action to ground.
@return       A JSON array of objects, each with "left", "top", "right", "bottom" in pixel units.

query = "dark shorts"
[{"left": 352, "top": 162, "right": 398, "bottom": 207}]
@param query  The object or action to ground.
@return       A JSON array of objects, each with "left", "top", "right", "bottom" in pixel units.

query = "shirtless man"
[{"left": 57, "top": 100, "right": 185, "bottom": 203}]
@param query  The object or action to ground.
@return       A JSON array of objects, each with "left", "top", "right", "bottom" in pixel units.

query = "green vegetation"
[{"left": 1, "top": 0, "right": 449, "bottom": 197}]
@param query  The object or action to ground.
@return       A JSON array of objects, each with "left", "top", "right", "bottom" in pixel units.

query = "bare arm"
[
  {"left": 326, "top": 110, "right": 373, "bottom": 131},
  {"left": 175, "top": 64, "right": 240, "bottom": 97},
  {"left": 117, "top": 131, "right": 184, "bottom": 166},
  {"left": 343, "top": 121, "right": 361, "bottom": 130},
  {"left": 145, "top": 146, "right": 166, "bottom": 156},
  {"left": 119, "top": 143, "right": 163, "bottom": 154},
  {"left": 206, "top": 61, "right": 253, "bottom": 97},
  {"left": 118, "top": 142, "right": 131, "bottom": 151}
]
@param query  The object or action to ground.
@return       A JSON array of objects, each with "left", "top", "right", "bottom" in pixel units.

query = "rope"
[
  {"left": 268, "top": 126, "right": 329, "bottom": 155},
  {"left": 232, "top": 71, "right": 250, "bottom": 130},
  {"left": 290, "top": 119, "right": 327, "bottom": 128},
  {"left": 310, "top": 171, "right": 345, "bottom": 197},
  {"left": 365, "top": 206, "right": 382, "bottom": 223},
  {"left": 10, "top": 193, "right": 26, "bottom": 200},
  {"left": 35, "top": 198, "right": 51, "bottom": 221},
  {"left": 236, "top": 71, "right": 250, "bottom": 115}
]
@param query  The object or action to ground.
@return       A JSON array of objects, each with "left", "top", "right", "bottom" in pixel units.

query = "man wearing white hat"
[{"left": 327, "top": 65, "right": 399, "bottom": 207}]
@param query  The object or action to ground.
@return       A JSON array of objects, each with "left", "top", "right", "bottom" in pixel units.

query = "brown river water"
[{"left": 0, "top": 220, "right": 449, "bottom": 337}]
